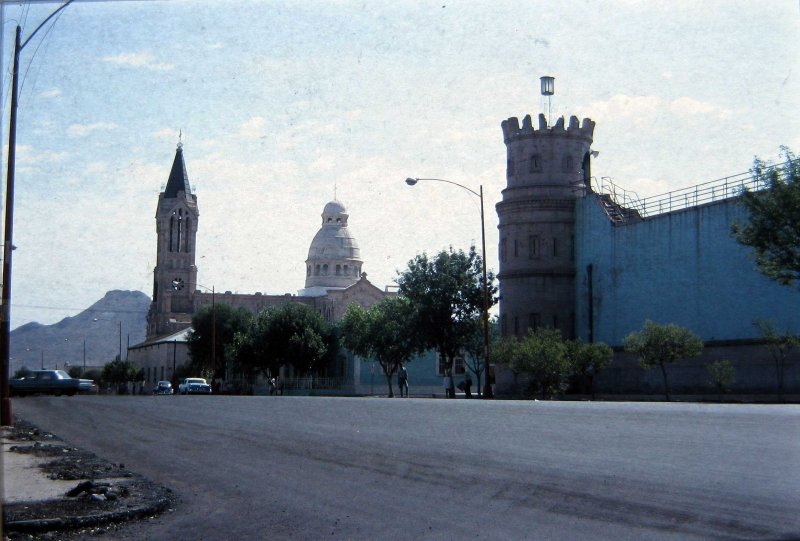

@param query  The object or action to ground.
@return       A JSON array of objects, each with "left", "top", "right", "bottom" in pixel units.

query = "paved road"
[{"left": 11, "top": 396, "right": 800, "bottom": 540}]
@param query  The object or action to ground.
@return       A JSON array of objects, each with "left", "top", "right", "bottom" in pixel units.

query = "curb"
[{"left": 5, "top": 495, "right": 173, "bottom": 534}]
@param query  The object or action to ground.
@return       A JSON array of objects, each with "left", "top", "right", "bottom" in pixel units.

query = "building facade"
[
  {"left": 130, "top": 143, "right": 446, "bottom": 395},
  {"left": 494, "top": 111, "right": 800, "bottom": 397}
]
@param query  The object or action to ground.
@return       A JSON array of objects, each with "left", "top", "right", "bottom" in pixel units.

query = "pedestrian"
[
  {"left": 397, "top": 364, "right": 409, "bottom": 397},
  {"left": 444, "top": 369, "right": 455, "bottom": 398},
  {"left": 464, "top": 373, "right": 473, "bottom": 398},
  {"left": 268, "top": 377, "right": 276, "bottom": 396}
]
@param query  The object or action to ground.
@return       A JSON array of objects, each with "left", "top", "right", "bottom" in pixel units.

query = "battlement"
[{"left": 501, "top": 113, "right": 595, "bottom": 143}]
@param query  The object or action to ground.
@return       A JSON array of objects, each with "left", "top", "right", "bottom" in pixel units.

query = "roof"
[{"left": 163, "top": 143, "right": 191, "bottom": 198}]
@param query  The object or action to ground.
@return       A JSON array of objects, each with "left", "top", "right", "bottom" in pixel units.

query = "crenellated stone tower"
[
  {"left": 496, "top": 113, "right": 595, "bottom": 339},
  {"left": 147, "top": 142, "right": 199, "bottom": 338}
]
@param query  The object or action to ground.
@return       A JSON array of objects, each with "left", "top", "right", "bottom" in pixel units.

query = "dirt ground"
[{"left": 2, "top": 420, "right": 177, "bottom": 540}]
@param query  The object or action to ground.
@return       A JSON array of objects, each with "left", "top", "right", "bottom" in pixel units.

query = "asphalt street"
[{"left": 10, "top": 396, "right": 800, "bottom": 540}]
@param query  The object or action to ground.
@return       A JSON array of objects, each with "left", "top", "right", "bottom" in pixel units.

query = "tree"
[
  {"left": 13, "top": 366, "right": 32, "bottom": 379},
  {"left": 339, "top": 296, "right": 418, "bottom": 397},
  {"left": 397, "top": 246, "right": 497, "bottom": 375},
  {"left": 67, "top": 366, "right": 82, "bottom": 379},
  {"left": 188, "top": 302, "right": 253, "bottom": 380},
  {"left": 624, "top": 320, "right": 703, "bottom": 401},
  {"left": 754, "top": 319, "right": 798, "bottom": 402},
  {"left": 732, "top": 148, "right": 800, "bottom": 287},
  {"left": 231, "top": 303, "right": 335, "bottom": 378},
  {"left": 461, "top": 316, "right": 499, "bottom": 397},
  {"left": 101, "top": 359, "right": 139, "bottom": 394},
  {"left": 568, "top": 340, "right": 614, "bottom": 398},
  {"left": 707, "top": 359, "right": 736, "bottom": 402},
  {"left": 495, "top": 328, "right": 572, "bottom": 399}
]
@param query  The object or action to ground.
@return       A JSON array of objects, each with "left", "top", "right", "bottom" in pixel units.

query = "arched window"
[
  {"left": 169, "top": 216, "right": 174, "bottom": 252},
  {"left": 323, "top": 264, "right": 329, "bottom": 275},
  {"left": 315, "top": 264, "right": 321, "bottom": 276},
  {"left": 307, "top": 266, "right": 311, "bottom": 276},
  {"left": 335, "top": 264, "right": 341, "bottom": 275},
  {"left": 184, "top": 217, "right": 191, "bottom": 252},
  {"left": 343, "top": 265, "right": 349, "bottom": 275}
]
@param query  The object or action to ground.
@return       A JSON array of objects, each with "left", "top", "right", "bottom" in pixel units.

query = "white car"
[{"left": 178, "top": 377, "right": 212, "bottom": 395}]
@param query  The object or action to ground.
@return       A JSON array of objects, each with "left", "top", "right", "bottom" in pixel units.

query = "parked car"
[
  {"left": 9, "top": 370, "right": 97, "bottom": 397},
  {"left": 178, "top": 377, "right": 212, "bottom": 395},
  {"left": 152, "top": 380, "right": 174, "bottom": 395}
]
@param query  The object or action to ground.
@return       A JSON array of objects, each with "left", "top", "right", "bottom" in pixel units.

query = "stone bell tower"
[
  {"left": 147, "top": 141, "right": 199, "bottom": 338},
  {"left": 495, "top": 111, "right": 595, "bottom": 340}
]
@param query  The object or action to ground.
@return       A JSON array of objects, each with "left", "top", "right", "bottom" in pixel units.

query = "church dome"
[{"left": 304, "top": 200, "right": 363, "bottom": 291}]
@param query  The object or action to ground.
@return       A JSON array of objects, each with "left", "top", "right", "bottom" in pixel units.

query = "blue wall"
[{"left": 575, "top": 195, "right": 800, "bottom": 346}]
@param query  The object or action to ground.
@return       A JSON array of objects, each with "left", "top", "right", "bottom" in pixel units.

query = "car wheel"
[{"left": 54, "top": 390, "right": 62, "bottom": 397}]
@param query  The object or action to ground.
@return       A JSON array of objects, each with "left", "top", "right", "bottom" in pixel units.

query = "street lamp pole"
[
  {"left": 1, "top": 0, "right": 75, "bottom": 426},
  {"left": 404, "top": 177, "right": 493, "bottom": 398}
]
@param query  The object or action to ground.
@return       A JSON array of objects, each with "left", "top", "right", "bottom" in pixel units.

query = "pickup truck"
[
  {"left": 9, "top": 370, "right": 97, "bottom": 397},
  {"left": 178, "top": 377, "right": 212, "bottom": 395}
]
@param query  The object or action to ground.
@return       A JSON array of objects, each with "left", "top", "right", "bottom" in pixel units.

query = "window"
[
  {"left": 307, "top": 266, "right": 311, "bottom": 276},
  {"left": 343, "top": 265, "right": 349, "bottom": 275},
  {"left": 529, "top": 235, "right": 539, "bottom": 259},
  {"left": 454, "top": 357, "right": 465, "bottom": 375},
  {"left": 501, "top": 314, "right": 508, "bottom": 336},
  {"left": 315, "top": 264, "right": 320, "bottom": 276},
  {"left": 529, "top": 313, "right": 541, "bottom": 331},
  {"left": 322, "top": 264, "right": 329, "bottom": 275},
  {"left": 507, "top": 158, "right": 515, "bottom": 176},
  {"left": 529, "top": 154, "right": 541, "bottom": 172},
  {"left": 335, "top": 264, "right": 341, "bottom": 275}
]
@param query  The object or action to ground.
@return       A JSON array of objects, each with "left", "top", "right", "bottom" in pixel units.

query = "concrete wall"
[{"left": 575, "top": 194, "right": 800, "bottom": 346}]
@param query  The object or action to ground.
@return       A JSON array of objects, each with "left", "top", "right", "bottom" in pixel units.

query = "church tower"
[
  {"left": 147, "top": 142, "right": 199, "bottom": 338},
  {"left": 496, "top": 113, "right": 595, "bottom": 340}
]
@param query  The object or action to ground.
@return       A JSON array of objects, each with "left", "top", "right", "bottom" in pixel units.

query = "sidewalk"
[{"left": 1, "top": 421, "right": 174, "bottom": 537}]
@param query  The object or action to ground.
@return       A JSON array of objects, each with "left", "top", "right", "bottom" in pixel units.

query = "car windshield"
[
  {"left": 187, "top": 379, "right": 206, "bottom": 385},
  {"left": 158, "top": 382, "right": 171, "bottom": 387}
]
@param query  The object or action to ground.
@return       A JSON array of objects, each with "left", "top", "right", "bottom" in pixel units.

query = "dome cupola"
[{"left": 303, "top": 200, "right": 363, "bottom": 293}]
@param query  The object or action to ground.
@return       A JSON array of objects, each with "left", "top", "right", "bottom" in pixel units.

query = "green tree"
[
  {"left": 12, "top": 366, "right": 32, "bottom": 379},
  {"left": 732, "top": 148, "right": 800, "bottom": 287},
  {"left": 67, "top": 366, "right": 83, "bottom": 379},
  {"left": 232, "top": 303, "right": 335, "bottom": 378},
  {"left": 568, "top": 340, "right": 614, "bottom": 398},
  {"left": 624, "top": 320, "right": 703, "bottom": 401},
  {"left": 188, "top": 302, "right": 253, "bottom": 380},
  {"left": 339, "top": 296, "right": 418, "bottom": 397},
  {"left": 495, "top": 328, "right": 571, "bottom": 399},
  {"left": 754, "top": 319, "right": 798, "bottom": 402},
  {"left": 101, "top": 359, "right": 139, "bottom": 393},
  {"left": 397, "top": 246, "right": 497, "bottom": 375},
  {"left": 461, "top": 316, "right": 499, "bottom": 398},
  {"left": 707, "top": 359, "right": 736, "bottom": 402}
]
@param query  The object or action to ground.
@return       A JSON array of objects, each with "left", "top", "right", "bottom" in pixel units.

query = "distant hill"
[{"left": 10, "top": 290, "right": 150, "bottom": 375}]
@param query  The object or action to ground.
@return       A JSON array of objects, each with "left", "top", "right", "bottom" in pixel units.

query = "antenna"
[{"left": 540, "top": 75, "right": 554, "bottom": 127}]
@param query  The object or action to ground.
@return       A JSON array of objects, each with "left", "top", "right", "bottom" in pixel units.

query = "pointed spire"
[{"left": 163, "top": 140, "right": 191, "bottom": 198}]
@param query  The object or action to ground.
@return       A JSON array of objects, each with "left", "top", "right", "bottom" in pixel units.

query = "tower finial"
[
  {"left": 177, "top": 129, "right": 183, "bottom": 150},
  {"left": 334, "top": 180, "right": 338, "bottom": 201}
]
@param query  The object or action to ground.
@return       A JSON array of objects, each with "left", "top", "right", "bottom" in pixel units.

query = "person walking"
[
  {"left": 464, "top": 373, "right": 473, "bottom": 398},
  {"left": 397, "top": 364, "right": 409, "bottom": 397},
  {"left": 444, "top": 369, "right": 455, "bottom": 398}
]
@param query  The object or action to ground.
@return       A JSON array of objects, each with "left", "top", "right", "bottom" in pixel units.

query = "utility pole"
[{"left": 1, "top": 1, "right": 75, "bottom": 426}]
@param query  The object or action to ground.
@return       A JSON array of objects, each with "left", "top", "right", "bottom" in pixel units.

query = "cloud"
[
  {"left": 39, "top": 88, "right": 61, "bottom": 99},
  {"left": 67, "top": 122, "right": 118, "bottom": 137},
  {"left": 16, "top": 144, "right": 69, "bottom": 165},
  {"left": 237, "top": 116, "right": 266, "bottom": 139},
  {"left": 101, "top": 52, "right": 174, "bottom": 72},
  {"left": 588, "top": 94, "right": 733, "bottom": 122}
]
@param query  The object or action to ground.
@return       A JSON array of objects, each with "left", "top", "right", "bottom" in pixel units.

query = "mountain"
[{"left": 10, "top": 290, "right": 150, "bottom": 375}]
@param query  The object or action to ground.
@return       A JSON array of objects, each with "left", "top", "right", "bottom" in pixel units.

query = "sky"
[{"left": 1, "top": 0, "right": 798, "bottom": 331}]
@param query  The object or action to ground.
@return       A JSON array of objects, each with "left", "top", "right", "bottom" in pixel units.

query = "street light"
[
  {"left": 1, "top": 0, "right": 76, "bottom": 426},
  {"left": 404, "top": 177, "right": 493, "bottom": 399}
]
